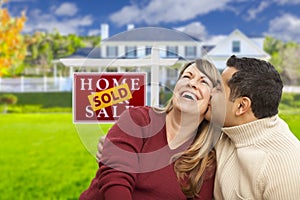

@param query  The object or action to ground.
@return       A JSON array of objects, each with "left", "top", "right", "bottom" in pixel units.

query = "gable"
[{"left": 206, "top": 29, "right": 270, "bottom": 58}]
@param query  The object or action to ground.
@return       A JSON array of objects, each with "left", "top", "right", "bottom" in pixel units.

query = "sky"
[{"left": 5, "top": 0, "right": 300, "bottom": 44}]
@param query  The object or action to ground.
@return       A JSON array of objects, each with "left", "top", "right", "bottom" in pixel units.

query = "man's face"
[{"left": 221, "top": 66, "right": 240, "bottom": 127}]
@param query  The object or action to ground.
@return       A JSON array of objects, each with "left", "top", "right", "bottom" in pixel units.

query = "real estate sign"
[{"left": 73, "top": 72, "right": 146, "bottom": 123}]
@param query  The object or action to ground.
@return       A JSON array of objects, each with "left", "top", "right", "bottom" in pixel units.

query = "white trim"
[{"left": 60, "top": 58, "right": 178, "bottom": 67}]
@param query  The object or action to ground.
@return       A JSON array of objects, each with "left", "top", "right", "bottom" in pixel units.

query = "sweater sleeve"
[
  {"left": 261, "top": 149, "right": 300, "bottom": 199},
  {"left": 80, "top": 107, "right": 149, "bottom": 200}
]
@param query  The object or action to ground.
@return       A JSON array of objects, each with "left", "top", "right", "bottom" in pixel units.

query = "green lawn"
[
  {"left": 0, "top": 113, "right": 299, "bottom": 199},
  {"left": 0, "top": 113, "right": 111, "bottom": 200},
  {"left": 279, "top": 113, "right": 300, "bottom": 139}
]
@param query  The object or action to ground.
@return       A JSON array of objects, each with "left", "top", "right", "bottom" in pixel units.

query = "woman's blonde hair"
[{"left": 163, "top": 59, "right": 223, "bottom": 198}]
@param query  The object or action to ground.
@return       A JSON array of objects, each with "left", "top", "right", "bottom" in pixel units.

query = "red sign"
[{"left": 73, "top": 72, "right": 146, "bottom": 123}]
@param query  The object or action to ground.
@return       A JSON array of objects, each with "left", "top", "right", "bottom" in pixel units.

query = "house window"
[
  {"left": 106, "top": 67, "right": 117, "bottom": 72},
  {"left": 145, "top": 46, "right": 152, "bottom": 55},
  {"left": 106, "top": 46, "right": 118, "bottom": 58},
  {"left": 185, "top": 46, "right": 197, "bottom": 58},
  {"left": 125, "top": 46, "right": 137, "bottom": 58},
  {"left": 232, "top": 41, "right": 240, "bottom": 53},
  {"left": 166, "top": 46, "right": 178, "bottom": 57}
]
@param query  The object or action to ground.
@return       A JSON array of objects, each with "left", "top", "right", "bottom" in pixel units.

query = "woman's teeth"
[{"left": 182, "top": 92, "right": 197, "bottom": 101}]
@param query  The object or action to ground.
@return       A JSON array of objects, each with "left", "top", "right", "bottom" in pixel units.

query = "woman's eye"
[
  {"left": 201, "top": 80, "right": 209, "bottom": 85},
  {"left": 201, "top": 79, "right": 213, "bottom": 88},
  {"left": 182, "top": 75, "right": 190, "bottom": 79}
]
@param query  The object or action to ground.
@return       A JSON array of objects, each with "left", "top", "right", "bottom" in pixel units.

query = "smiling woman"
[{"left": 80, "top": 59, "right": 225, "bottom": 200}]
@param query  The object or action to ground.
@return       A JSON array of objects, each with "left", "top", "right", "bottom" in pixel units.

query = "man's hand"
[{"left": 96, "top": 135, "right": 106, "bottom": 163}]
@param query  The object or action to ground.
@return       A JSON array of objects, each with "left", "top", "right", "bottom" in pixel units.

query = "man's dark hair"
[{"left": 226, "top": 55, "right": 283, "bottom": 119}]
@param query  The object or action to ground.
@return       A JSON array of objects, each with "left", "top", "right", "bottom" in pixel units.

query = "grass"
[
  {"left": 0, "top": 113, "right": 112, "bottom": 200},
  {"left": 279, "top": 112, "right": 300, "bottom": 139},
  {"left": 0, "top": 112, "right": 299, "bottom": 199}
]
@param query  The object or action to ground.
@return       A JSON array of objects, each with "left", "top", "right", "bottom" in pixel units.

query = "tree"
[
  {"left": 24, "top": 31, "right": 85, "bottom": 76},
  {"left": 0, "top": 0, "right": 27, "bottom": 76},
  {"left": 25, "top": 32, "right": 54, "bottom": 75},
  {"left": 279, "top": 42, "right": 300, "bottom": 85},
  {"left": 264, "top": 36, "right": 284, "bottom": 73},
  {"left": 264, "top": 36, "right": 300, "bottom": 85}
]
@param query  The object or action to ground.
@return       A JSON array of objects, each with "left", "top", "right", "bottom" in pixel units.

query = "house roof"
[
  {"left": 201, "top": 45, "right": 215, "bottom": 56},
  {"left": 103, "top": 27, "right": 201, "bottom": 42},
  {"left": 206, "top": 29, "right": 270, "bottom": 59},
  {"left": 65, "top": 47, "right": 101, "bottom": 58},
  {"left": 66, "top": 27, "right": 200, "bottom": 59}
]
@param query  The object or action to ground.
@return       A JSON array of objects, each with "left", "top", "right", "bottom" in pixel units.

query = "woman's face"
[{"left": 172, "top": 64, "right": 213, "bottom": 118}]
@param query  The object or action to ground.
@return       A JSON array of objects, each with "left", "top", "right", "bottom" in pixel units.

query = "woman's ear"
[{"left": 235, "top": 97, "right": 252, "bottom": 116}]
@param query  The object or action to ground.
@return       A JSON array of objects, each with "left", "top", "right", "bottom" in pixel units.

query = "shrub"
[
  {"left": 0, "top": 94, "right": 18, "bottom": 104},
  {"left": 0, "top": 94, "right": 18, "bottom": 113},
  {"left": 280, "top": 93, "right": 294, "bottom": 107},
  {"left": 0, "top": 92, "right": 72, "bottom": 113}
]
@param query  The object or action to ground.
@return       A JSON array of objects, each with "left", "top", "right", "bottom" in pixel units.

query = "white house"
[
  {"left": 61, "top": 26, "right": 203, "bottom": 105},
  {"left": 61, "top": 26, "right": 269, "bottom": 82},
  {"left": 61, "top": 26, "right": 203, "bottom": 91},
  {"left": 203, "top": 29, "right": 270, "bottom": 70},
  {"left": 60, "top": 26, "right": 269, "bottom": 105}
]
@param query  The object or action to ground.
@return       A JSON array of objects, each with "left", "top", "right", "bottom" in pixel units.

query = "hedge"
[{"left": 0, "top": 92, "right": 72, "bottom": 108}]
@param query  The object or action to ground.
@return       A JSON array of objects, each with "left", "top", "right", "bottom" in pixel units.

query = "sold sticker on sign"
[{"left": 88, "top": 83, "right": 132, "bottom": 111}]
